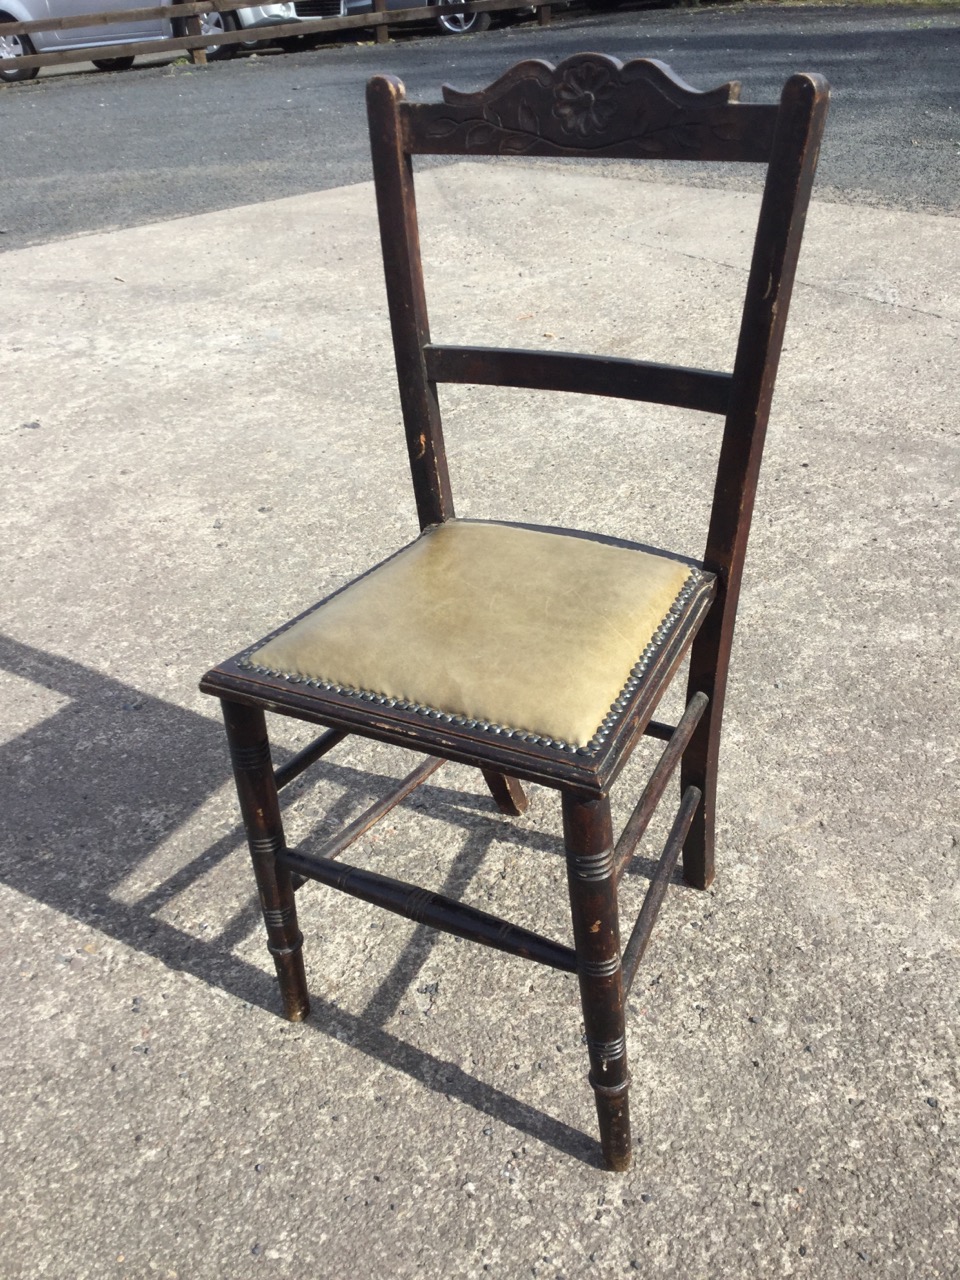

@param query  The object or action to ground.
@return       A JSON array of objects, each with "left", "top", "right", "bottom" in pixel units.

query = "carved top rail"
[{"left": 400, "top": 55, "right": 779, "bottom": 163}]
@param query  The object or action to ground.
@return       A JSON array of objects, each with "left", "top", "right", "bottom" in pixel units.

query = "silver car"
[
  {"left": 332, "top": 0, "right": 499, "bottom": 36},
  {"left": 0, "top": 0, "right": 300, "bottom": 80},
  {"left": 0, "top": 0, "right": 525, "bottom": 82}
]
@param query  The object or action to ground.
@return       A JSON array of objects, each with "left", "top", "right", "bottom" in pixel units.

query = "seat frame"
[{"left": 201, "top": 55, "right": 828, "bottom": 1171}]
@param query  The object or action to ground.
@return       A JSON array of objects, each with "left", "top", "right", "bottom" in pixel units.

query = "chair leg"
[
  {"left": 481, "top": 768, "right": 529, "bottom": 816},
  {"left": 562, "top": 790, "right": 631, "bottom": 1172},
  {"left": 221, "top": 699, "right": 310, "bottom": 1022},
  {"left": 679, "top": 700, "right": 718, "bottom": 891},
  {"left": 681, "top": 603, "right": 732, "bottom": 891}
]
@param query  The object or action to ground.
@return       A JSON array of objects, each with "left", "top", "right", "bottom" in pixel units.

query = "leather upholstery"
[{"left": 249, "top": 520, "right": 694, "bottom": 748}]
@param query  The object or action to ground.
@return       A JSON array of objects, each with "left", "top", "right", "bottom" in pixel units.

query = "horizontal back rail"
[
  {"left": 424, "top": 344, "right": 732, "bottom": 415},
  {"left": 400, "top": 56, "right": 779, "bottom": 163}
]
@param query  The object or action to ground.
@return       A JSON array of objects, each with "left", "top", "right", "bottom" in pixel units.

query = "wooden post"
[
  {"left": 373, "top": 0, "right": 388, "bottom": 43},
  {"left": 174, "top": 0, "right": 206, "bottom": 64}
]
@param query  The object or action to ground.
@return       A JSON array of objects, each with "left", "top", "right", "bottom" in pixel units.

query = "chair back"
[{"left": 366, "top": 54, "right": 829, "bottom": 603}]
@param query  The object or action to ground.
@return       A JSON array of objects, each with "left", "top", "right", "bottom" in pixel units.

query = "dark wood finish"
[
  {"left": 201, "top": 57, "right": 828, "bottom": 1172},
  {"left": 621, "top": 785, "right": 702, "bottom": 995},
  {"left": 221, "top": 701, "right": 309, "bottom": 1021},
  {"left": 312, "top": 755, "right": 444, "bottom": 862},
  {"left": 613, "top": 691, "right": 708, "bottom": 883},
  {"left": 274, "top": 727, "right": 347, "bottom": 790},
  {"left": 424, "top": 345, "right": 732, "bottom": 415},
  {"left": 279, "top": 846, "right": 578, "bottom": 973},
  {"left": 367, "top": 75, "right": 455, "bottom": 532},
  {"left": 643, "top": 720, "right": 676, "bottom": 743},
  {"left": 481, "top": 769, "right": 529, "bottom": 816},
  {"left": 287, "top": 752, "right": 441, "bottom": 890},
  {"left": 402, "top": 56, "right": 779, "bottom": 163},
  {"left": 681, "top": 71, "right": 830, "bottom": 891},
  {"left": 563, "top": 792, "right": 631, "bottom": 1171}
]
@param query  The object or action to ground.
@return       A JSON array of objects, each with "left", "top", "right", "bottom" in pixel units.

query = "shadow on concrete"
[{"left": 0, "top": 632, "right": 675, "bottom": 1166}]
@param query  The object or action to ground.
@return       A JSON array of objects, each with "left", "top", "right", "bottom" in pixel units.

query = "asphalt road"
[{"left": 1, "top": 1, "right": 958, "bottom": 251}]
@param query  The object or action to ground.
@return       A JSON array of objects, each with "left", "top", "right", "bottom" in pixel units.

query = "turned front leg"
[
  {"left": 221, "top": 699, "right": 310, "bottom": 1022},
  {"left": 562, "top": 790, "right": 631, "bottom": 1172}
]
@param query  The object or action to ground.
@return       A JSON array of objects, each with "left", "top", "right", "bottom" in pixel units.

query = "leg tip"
[
  {"left": 603, "top": 1149, "right": 633, "bottom": 1173},
  {"left": 683, "top": 868, "right": 715, "bottom": 891},
  {"left": 682, "top": 846, "right": 715, "bottom": 890},
  {"left": 282, "top": 1000, "right": 310, "bottom": 1022}
]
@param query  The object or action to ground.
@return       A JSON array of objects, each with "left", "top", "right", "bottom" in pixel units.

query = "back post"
[
  {"left": 682, "top": 71, "right": 830, "bottom": 888},
  {"left": 367, "top": 75, "right": 455, "bottom": 531}
]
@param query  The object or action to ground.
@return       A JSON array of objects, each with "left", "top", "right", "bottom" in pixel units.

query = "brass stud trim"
[{"left": 239, "top": 569, "right": 703, "bottom": 758}]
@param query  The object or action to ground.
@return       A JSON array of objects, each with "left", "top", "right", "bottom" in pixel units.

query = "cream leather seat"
[{"left": 247, "top": 520, "right": 703, "bottom": 753}]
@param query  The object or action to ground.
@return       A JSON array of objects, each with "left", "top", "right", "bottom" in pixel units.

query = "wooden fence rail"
[{"left": 1, "top": 0, "right": 551, "bottom": 74}]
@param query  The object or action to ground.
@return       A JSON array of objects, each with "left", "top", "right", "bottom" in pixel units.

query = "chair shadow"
[{"left": 0, "top": 632, "right": 610, "bottom": 1166}]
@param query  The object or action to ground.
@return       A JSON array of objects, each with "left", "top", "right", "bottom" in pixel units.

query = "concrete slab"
[{"left": 1, "top": 164, "right": 957, "bottom": 1278}]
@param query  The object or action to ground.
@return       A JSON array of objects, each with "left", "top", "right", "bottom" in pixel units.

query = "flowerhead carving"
[
  {"left": 430, "top": 57, "right": 760, "bottom": 160},
  {"left": 552, "top": 61, "right": 618, "bottom": 138}
]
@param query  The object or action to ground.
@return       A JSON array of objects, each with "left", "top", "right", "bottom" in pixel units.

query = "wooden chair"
[{"left": 201, "top": 55, "right": 829, "bottom": 1171}]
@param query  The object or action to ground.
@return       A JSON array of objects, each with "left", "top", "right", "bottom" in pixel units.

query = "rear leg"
[{"left": 481, "top": 769, "right": 529, "bottom": 816}]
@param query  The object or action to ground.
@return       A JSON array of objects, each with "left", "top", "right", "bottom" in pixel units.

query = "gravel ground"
[{"left": 1, "top": 157, "right": 958, "bottom": 1276}]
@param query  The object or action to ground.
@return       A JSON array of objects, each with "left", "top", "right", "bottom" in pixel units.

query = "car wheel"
[
  {"left": 199, "top": 9, "right": 239, "bottom": 60},
  {"left": 0, "top": 20, "right": 39, "bottom": 81},
  {"left": 92, "top": 55, "right": 136, "bottom": 70},
  {"left": 436, "top": 7, "right": 491, "bottom": 35}
]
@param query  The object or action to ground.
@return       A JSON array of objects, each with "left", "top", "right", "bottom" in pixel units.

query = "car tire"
[
  {"left": 436, "top": 8, "right": 491, "bottom": 35},
  {"left": 92, "top": 55, "right": 136, "bottom": 70},
  {"left": 0, "top": 18, "right": 39, "bottom": 81},
  {"left": 200, "top": 9, "right": 239, "bottom": 60},
  {"left": 172, "top": 9, "right": 239, "bottom": 59}
]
